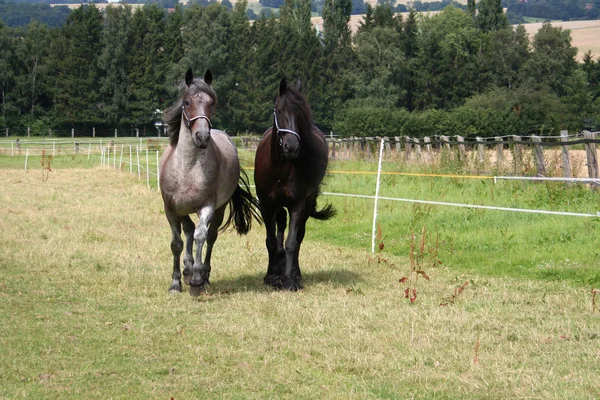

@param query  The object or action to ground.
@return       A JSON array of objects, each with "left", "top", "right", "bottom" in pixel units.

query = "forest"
[{"left": 1, "top": 0, "right": 600, "bottom": 138}]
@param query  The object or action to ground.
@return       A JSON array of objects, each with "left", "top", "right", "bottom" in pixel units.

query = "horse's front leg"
[
  {"left": 188, "top": 205, "right": 215, "bottom": 296},
  {"left": 262, "top": 206, "right": 282, "bottom": 287},
  {"left": 282, "top": 204, "right": 308, "bottom": 291},
  {"left": 181, "top": 215, "right": 195, "bottom": 286},
  {"left": 165, "top": 208, "right": 184, "bottom": 294}
]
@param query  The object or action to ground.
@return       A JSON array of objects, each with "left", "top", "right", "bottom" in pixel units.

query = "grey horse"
[{"left": 159, "top": 69, "right": 259, "bottom": 296}]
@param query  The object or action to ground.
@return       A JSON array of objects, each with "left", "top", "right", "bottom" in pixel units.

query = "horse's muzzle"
[
  {"left": 193, "top": 130, "right": 211, "bottom": 149},
  {"left": 283, "top": 143, "right": 299, "bottom": 159}
]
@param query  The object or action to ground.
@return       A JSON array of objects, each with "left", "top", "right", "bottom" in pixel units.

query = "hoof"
[
  {"left": 264, "top": 274, "right": 282, "bottom": 288},
  {"left": 168, "top": 282, "right": 182, "bottom": 294},
  {"left": 168, "top": 288, "right": 181, "bottom": 295},
  {"left": 282, "top": 277, "right": 303, "bottom": 291},
  {"left": 189, "top": 285, "right": 205, "bottom": 297}
]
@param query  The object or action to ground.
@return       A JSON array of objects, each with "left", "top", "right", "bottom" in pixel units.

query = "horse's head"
[
  {"left": 274, "top": 78, "right": 307, "bottom": 160},
  {"left": 182, "top": 69, "right": 216, "bottom": 149}
]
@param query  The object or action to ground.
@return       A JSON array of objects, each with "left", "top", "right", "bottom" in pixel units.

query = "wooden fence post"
[
  {"left": 512, "top": 135, "right": 523, "bottom": 175},
  {"left": 495, "top": 136, "right": 503, "bottom": 169},
  {"left": 441, "top": 135, "right": 451, "bottom": 152},
  {"left": 330, "top": 139, "right": 336, "bottom": 159},
  {"left": 394, "top": 136, "right": 401, "bottom": 157},
  {"left": 584, "top": 130, "right": 598, "bottom": 186},
  {"left": 457, "top": 136, "right": 466, "bottom": 161},
  {"left": 560, "top": 130, "right": 571, "bottom": 179},
  {"left": 404, "top": 136, "right": 412, "bottom": 160},
  {"left": 423, "top": 137, "right": 432, "bottom": 162},
  {"left": 413, "top": 138, "right": 422, "bottom": 158},
  {"left": 384, "top": 137, "right": 391, "bottom": 158},
  {"left": 532, "top": 135, "right": 546, "bottom": 176},
  {"left": 476, "top": 137, "right": 485, "bottom": 164}
]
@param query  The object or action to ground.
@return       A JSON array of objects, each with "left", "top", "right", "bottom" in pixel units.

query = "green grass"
[{"left": 1, "top": 147, "right": 600, "bottom": 398}]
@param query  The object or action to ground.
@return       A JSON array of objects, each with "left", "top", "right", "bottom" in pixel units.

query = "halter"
[
  {"left": 273, "top": 109, "right": 301, "bottom": 146},
  {"left": 182, "top": 105, "right": 212, "bottom": 131}
]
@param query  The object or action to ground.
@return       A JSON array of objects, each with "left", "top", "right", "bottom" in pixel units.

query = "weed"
[
  {"left": 440, "top": 280, "right": 470, "bottom": 306},
  {"left": 399, "top": 226, "right": 437, "bottom": 303},
  {"left": 368, "top": 222, "right": 390, "bottom": 265},
  {"left": 40, "top": 150, "right": 52, "bottom": 182},
  {"left": 593, "top": 288, "right": 599, "bottom": 312}
]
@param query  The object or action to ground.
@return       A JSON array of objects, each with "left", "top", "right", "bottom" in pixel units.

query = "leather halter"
[
  {"left": 182, "top": 105, "right": 212, "bottom": 131},
  {"left": 273, "top": 109, "right": 301, "bottom": 146}
]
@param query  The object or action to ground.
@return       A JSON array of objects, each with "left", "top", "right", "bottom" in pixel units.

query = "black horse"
[{"left": 253, "top": 78, "right": 336, "bottom": 291}]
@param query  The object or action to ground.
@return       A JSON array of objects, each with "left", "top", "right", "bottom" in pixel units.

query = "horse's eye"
[{"left": 183, "top": 100, "right": 190, "bottom": 107}]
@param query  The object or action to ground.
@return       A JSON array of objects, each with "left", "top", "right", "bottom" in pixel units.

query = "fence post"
[
  {"left": 440, "top": 135, "right": 451, "bottom": 153},
  {"left": 115, "top": 129, "right": 118, "bottom": 138},
  {"left": 394, "top": 136, "right": 401, "bottom": 157},
  {"left": 512, "top": 135, "right": 523, "bottom": 175},
  {"left": 71, "top": 128, "right": 75, "bottom": 138},
  {"left": 404, "top": 136, "right": 412, "bottom": 160},
  {"left": 27, "top": 127, "right": 30, "bottom": 137},
  {"left": 330, "top": 139, "right": 336, "bottom": 159},
  {"left": 384, "top": 137, "right": 391, "bottom": 158},
  {"left": 146, "top": 149, "right": 150, "bottom": 188},
  {"left": 476, "top": 137, "right": 485, "bottom": 164},
  {"left": 560, "top": 130, "right": 571, "bottom": 180},
  {"left": 423, "top": 137, "right": 432, "bottom": 153},
  {"left": 583, "top": 130, "right": 598, "bottom": 186},
  {"left": 532, "top": 135, "right": 546, "bottom": 176},
  {"left": 93, "top": 127, "right": 95, "bottom": 138},
  {"left": 136, "top": 128, "right": 140, "bottom": 138},
  {"left": 413, "top": 137, "right": 422, "bottom": 158},
  {"left": 457, "top": 136, "right": 466, "bottom": 161},
  {"left": 136, "top": 146, "right": 141, "bottom": 181},
  {"left": 495, "top": 136, "right": 503, "bottom": 169}
]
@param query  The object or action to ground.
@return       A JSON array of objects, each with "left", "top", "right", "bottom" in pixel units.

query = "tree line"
[{"left": 1, "top": 0, "right": 600, "bottom": 138}]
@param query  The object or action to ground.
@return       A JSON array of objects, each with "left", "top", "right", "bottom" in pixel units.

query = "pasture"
[{"left": 1, "top": 149, "right": 600, "bottom": 398}]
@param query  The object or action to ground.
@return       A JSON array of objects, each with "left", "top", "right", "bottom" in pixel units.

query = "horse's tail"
[
  {"left": 310, "top": 195, "right": 337, "bottom": 221},
  {"left": 222, "top": 168, "right": 262, "bottom": 235}
]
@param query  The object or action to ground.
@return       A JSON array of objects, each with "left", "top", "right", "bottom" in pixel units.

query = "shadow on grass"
[{"left": 210, "top": 268, "right": 362, "bottom": 294}]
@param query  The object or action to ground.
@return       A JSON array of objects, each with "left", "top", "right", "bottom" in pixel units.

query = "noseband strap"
[
  {"left": 273, "top": 109, "right": 301, "bottom": 145},
  {"left": 182, "top": 106, "right": 212, "bottom": 131}
]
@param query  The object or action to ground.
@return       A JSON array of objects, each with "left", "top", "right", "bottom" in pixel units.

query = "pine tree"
[
  {"left": 99, "top": 5, "right": 132, "bottom": 126},
  {"left": 47, "top": 5, "right": 104, "bottom": 128}
]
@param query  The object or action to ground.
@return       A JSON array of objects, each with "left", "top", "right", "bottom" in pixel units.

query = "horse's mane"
[
  {"left": 276, "top": 86, "right": 319, "bottom": 150},
  {"left": 164, "top": 78, "right": 217, "bottom": 146}
]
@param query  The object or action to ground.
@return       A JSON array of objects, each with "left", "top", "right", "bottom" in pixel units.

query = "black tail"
[
  {"left": 222, "top": 168, "right": 262, "bottom": 235},
  {"left": 310, "top": 200, "right": 336, "bottom": 221}
]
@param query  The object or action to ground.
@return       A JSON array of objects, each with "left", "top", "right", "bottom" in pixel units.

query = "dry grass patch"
[{"left": 1, "top": 169, "right": 599, "bottom": 398}]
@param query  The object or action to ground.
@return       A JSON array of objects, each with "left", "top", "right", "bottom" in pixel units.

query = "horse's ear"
[
  {"left": 204, "top": 69, "right": 212, "bottom": 85},
  {"left": 279, "top": 78, "right": 287, "bottom": 96},
  {"left": 296, "top": 79, "right": 302, "bottom": 92},
  {"left": 185, "top": 69, "right": 194, "bottom": 86}
]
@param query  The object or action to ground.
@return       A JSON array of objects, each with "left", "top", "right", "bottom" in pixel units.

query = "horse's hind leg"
[
  {"left": 181, "top": 215, "right": 195, "bottom": 286},
  {"left": 165, "top": 209, "right": 184, "bottom": 294}
]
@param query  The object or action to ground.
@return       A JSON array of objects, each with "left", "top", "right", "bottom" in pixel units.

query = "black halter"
[
  {"left": 273, "top": 109, "right": 301, "bottom": 146},
  {"left": 182, "top": 105, "right": 212, "bottom": 131}
]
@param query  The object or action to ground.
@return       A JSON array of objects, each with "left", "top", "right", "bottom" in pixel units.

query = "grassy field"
[{"left": 1, "top": 149, "right": 599, "bottom": 398}]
